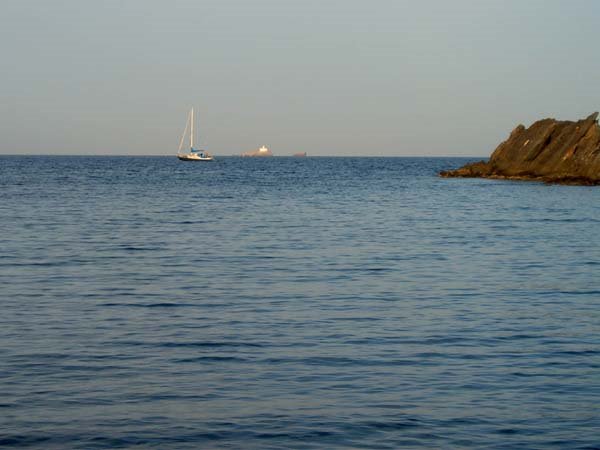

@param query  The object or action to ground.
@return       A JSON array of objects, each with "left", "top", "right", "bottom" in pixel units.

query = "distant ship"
[
  {"left": 293, "top": 152, "right": 307, "bottom": 157},
  {"left": 241, "top": 145, "right": 273, "bottom": 157},
  {"left": 177, "top": 108, "right": 214, "bottom": 162}
]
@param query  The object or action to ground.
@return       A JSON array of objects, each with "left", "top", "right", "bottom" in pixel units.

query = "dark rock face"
[{"left": 440, "top": 112, "right": 600, "bottom": 184}]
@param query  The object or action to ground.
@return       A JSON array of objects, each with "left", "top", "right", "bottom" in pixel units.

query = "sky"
[{"left": 2, "top": 0, "right": 600, "bottom": 156}]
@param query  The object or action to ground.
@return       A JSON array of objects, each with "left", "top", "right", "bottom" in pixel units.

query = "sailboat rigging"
[{"left": 177, "top": 108, "right": 214, "bottom": 161}]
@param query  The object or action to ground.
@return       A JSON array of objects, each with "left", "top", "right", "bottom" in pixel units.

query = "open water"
[{"left": 1, "top": 156, "right": 599, "bottom": 449}]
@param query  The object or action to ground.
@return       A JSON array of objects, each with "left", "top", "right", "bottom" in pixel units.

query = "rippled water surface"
[{"left": 1, "top": 156, "right": 599, "bottom": 448}]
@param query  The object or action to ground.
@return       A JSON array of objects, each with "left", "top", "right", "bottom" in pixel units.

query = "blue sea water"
[{"left": 1, "top": 155, "right": 599, "bottom": 449}]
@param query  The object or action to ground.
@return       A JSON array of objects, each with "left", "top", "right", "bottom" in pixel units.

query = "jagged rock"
[{"left": 440, "top": 112, "right": 600, "bottom": 184}]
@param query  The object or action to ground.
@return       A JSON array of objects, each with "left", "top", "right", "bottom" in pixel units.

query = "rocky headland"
[{"left": 440, "top": 112, "right": 600, "bottom": 185}]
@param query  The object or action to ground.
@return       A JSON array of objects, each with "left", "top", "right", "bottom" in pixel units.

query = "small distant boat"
[
  {"left": 293, "top": 152, "right": 307, "bottom": 157},
  {"left": 177, "top": 108, "right": 214, "bottom": 162}
]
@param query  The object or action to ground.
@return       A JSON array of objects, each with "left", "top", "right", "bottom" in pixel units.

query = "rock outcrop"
[
  {"left": 440, "top": 112, "right": 600, "bottom": 184},
  {"left": 241, "top": 145, "right": 273, "bottom": 157}
]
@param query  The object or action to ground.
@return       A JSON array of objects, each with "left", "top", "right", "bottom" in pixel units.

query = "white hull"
[{"left": 178, "top": 153, "right": 213, "bottom": 161}]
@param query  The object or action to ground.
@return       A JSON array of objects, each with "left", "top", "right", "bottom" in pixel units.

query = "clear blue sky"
[{"left": 2, "top": 0, "right": 600, "bottom": 156}]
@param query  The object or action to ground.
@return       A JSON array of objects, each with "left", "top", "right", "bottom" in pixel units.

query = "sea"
[{"left": 1, "top": 156, "right": 599, "bottom": 449}]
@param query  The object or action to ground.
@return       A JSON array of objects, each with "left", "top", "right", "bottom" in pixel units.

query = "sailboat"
[{"left": 177, "top": 108, "right": 214, "bottom": 161}]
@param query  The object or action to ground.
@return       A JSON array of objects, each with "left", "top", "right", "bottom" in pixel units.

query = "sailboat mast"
[{"left": 190, "top": 108, "right": 194, "bottom": 150}]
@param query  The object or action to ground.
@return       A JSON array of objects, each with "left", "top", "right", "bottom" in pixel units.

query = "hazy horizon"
[{"left": 2, "top": 0, "right": 600, "bottom": 156}]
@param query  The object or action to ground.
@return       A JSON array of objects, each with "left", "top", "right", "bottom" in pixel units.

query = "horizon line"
[{"left": 0, "top": 153, "right": 488, "bottom": 158}]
